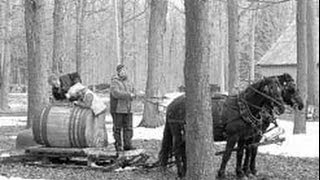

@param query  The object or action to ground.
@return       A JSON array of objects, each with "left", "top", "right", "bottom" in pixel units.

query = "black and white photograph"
[{"left": 0, "top": 0, "right": 319, "bottom": 179}]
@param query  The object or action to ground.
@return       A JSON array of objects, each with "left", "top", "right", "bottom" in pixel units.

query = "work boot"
[
  {"left": 113, "top": 127, "right": 123, "bottom": 152},
  {"left": 123, "top": 127, "right": 135, "bottom": 151}
]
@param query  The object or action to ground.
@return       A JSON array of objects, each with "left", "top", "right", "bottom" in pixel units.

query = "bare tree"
[
  {"left": 294, "top": 0, "right": 308, "bottom": 134},
  {"left": 113, "top": 0, "right": 121, "bottom": 64},
  {"left": 75, "top": 0, "right": 86, "bottom": 74},
  {"left": 185, "top": 0, "right": 215, "bottom": 179},
  {"left": 139, "top": 0, "right": 168, "bottom": 128},
  {"left": 132, "top": 0, "right": 138, "bottom": 85},
  {"left": 307, "top": 0, "right": 318, "bottom": 106},
  {"left": 53, "top": 0, "right": 66, "bottom": 74},
  {"left": 119, "top": 0, "right": 125, "bottom": 64},
  {"left": 25, "top": 0, "right": 49, "bottom": 128},
  {"left": 0, "top": 0, "right": 11, "bottom": 111},
  {"left": 228, "top": 0, "right": 240, "bottom": 94},
  {"left": 249, "top": 8, "right": 258, "bottom": 83}
]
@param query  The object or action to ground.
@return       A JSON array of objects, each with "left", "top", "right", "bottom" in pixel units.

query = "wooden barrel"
[
  {"left": 32, "top": 105, "right": 94, "bottom": 148},
  {"left": 211, "top": 95, "right": 228, "bottom": 141}
]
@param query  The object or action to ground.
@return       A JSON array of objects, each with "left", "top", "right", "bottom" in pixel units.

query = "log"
[
  {"left": 26, "top": 146, "right": 87, "bottom": 158},
  {"left": 0, "top": 149, "right": 40, "bottom": 163}
]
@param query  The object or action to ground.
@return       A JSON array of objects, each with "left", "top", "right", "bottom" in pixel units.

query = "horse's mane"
[
  {"left": 241, "top": 77, "right": 271, "bottom": 98},
  {"left": 267, "top": 73, "right": 294, "bottom": 85}
]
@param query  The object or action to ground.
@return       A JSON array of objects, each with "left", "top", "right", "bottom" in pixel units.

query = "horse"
[
  {"left": 158, "top": 74, "right": 300, "bottom": 178},
  {"left": 239, "top": 73, "right": 304, "bottom": 177}
]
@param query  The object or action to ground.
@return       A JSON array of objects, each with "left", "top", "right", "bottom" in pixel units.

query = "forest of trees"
[
  {"left": 0, "top": 0, "right": 318, "bottom": 178},
  {"left": 0, "top": 0, "right": 310, "bottom": 92},
  {"left": 0, "top": 0, "right": 317, "bottom": 139}
]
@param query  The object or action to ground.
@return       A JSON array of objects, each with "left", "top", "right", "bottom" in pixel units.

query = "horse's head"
[
  {"left": 276, "top": 73, "right": 304, "bottom": 110},
  {"left": 255, "top": 77, "right": 285, "bottom": 115}
]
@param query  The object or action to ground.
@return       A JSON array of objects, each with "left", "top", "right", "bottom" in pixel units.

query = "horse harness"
[{"left": 237, "top": 78, "right": 283, "bottom": 137}]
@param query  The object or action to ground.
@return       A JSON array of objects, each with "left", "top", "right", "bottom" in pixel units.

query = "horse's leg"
[
  {"left": 172, "top": 126, "right": 184, "bottom": 177},
  {"left": 217, "top": 135, "right": 239, "bottom": 178},
  {"left": 249, "top": 145, "right": 258, "bottom": 175},
  {"left": 182, "top": 143, "right": 187, "bottom": 177},
  {"left": 236, "top": 138, "right": 246, "bottom": 178},
  {"left": 242, "top": 139, "right": 253, "bottom": 176}
]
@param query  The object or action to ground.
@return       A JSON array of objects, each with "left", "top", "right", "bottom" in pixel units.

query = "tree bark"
[
  {"left": 227, "top": 0, "right": 239, "bottom": 94},
  {"left": 0, "top": 0, "right": 11, "bottom": 111},
  {"left": 139, "top": 0, "right": 168, "bottom": 128},
  {"left": 119, "top": 0, "right": 125, "bottom": 64},
  {"left": 75, "top": 0, "right": 86, "bottom": 74},
  {"left": 53, "top": 0, "right": 66, "bottom": 74},
  {"left": 132, "top": 0, "right": 137, "bottom": 86},
  {"left": 185, "top": 0, "right": 215, "bottom": 179},
  {"left": 114, "top": 0, "right": 121, "bottom": 64},
  {"left": 249, "top": 9, "right": 257, "bottom": 83},
  {"left": 294, "top": 0, "right": 307, "bottom": 134},
  {"left": 25, "top": 0, "right": 49, "bottom": 128},
  {"left": 306, "top": 0, "right": 318, "bottom": 106}
]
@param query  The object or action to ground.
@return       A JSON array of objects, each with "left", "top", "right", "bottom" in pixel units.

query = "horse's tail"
[{"left": 158, "top": 118, "right": 173, "bottom": 168}]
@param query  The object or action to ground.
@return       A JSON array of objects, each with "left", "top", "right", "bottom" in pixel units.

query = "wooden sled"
[
  {"left": 0, "top": 146, "right": 149, "bottom": 172},
  {"left": 215, "top": 137, "right": 286, "bottom": 156}
]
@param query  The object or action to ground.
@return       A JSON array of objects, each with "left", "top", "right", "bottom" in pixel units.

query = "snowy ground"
[
  {"left": 0, "top": 126, "right": 318, "bottom": 180},
  {"left": 0, "top": 177, "right": 45, "bottom": 180},
  {"left": 0, "top": 92, "right": 319, "bottom": 180},
  {"left": 0, "top": 114, "right": 318, "bottom": 158}
]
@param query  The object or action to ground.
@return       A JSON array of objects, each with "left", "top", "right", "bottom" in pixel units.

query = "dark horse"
[
  {"left": 158, "top": 73, "right": 303, "bottom": 178},
  {"left": 237, "top": 73, "right": 304, "bottom": 178}
]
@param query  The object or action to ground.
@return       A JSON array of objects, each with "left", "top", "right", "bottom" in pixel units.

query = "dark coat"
[
  {"left": 110, "top": 75, "right": 134, "bottom": 114},
  {"left": 52, "top": 72, "right": 82, "bottom": 101}
]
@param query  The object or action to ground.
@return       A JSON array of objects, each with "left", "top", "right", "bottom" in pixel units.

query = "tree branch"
[
  {"left": 247, "top": 0, "right": 291, "bottom": 4},
  {"left": 124, "top": 2, "right": 150, "bottom": 24}
]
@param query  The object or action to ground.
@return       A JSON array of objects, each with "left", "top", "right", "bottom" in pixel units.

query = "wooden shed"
[{"left": 257, "top": 20, "right": 319, "bottom": 105}]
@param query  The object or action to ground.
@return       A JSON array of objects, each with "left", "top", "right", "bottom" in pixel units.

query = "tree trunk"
[
  {"left": 139, "top": 0, "right": 168, "bottom": 128},
  {"left": 185, "top": 0, "right": 215, "bottom": 179},
  {"left": 227, "top": 0, "right": 239, "bottom": 94},
  {"left": 132, "top": 0, "right": 137, "bottom": 86},
  {"left": 0, "top": 0, "right": 11, "bottom": 111},
  {"left": 168, "top": 16, "right": 175, "bottom": 91},
  {"left": 294, "top": 0, "right": 308, "bottom": 134},
  {"left": 249, "top": 9, "right": 257, "bottom": 83},
  {"left": 25, "top": 0, "right": 49, "bottom": 128},
  {"left": 53, "top": 0, "right": 66, "bottom": 74},
  {"left": 119, "top": 0, "right": 125, "bottom": 64},
  {"left": 306, "top": 0, "right": 318, "bottom": 106},
  {"left": 75, "top": 0, "right": 86, "bottom": 74},
  {"left": 114, "top": 0, "right": 121, "bottom": 64},
  {"left": 144, "top": 0, "right": 151, "bottom": 84}
]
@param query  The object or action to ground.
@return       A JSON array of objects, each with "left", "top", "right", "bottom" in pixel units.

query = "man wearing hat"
[{"left": 110, "top": 64, "right": 136, "bottom": 152}]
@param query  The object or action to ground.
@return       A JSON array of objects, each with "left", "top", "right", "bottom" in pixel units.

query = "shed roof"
[{"left": 258, "top": 19, "right": 319, "bottom": 66}]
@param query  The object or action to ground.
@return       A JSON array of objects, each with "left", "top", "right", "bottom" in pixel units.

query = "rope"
[
  {"left": 248, "top": 83, "right": 283, "bottom": 107},
  {"left": 138, "top": 96, "right": 168, "bottom": 108}
]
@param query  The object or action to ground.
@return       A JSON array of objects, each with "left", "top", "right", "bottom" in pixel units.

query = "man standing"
[{"left": 110, "top": 64, "right": 136, "bottom": 152}]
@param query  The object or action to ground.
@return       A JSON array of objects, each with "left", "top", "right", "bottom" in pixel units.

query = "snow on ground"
[
  {"left": 0, "top": 177, "right": 45, "bottom": 180},
  {"left": 0, "top": 114, "right": 318, "bottom": 158},
  {"left": 0, "top": 116, "right": 318, "bottom": 180},
  {"left": 258, "top": 120, "right": 319, "bottom": 157},
  {"left": 0, "top": 117, "right": 27, "bottom": 126},
  {"left": 0, "top": 91, "right": 318, "bottom": 180}
]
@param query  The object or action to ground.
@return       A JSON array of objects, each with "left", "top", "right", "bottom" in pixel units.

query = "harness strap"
[
  {"left": 247, "top": 80, "right": 283, "bottom": 107},
  {"left": 238, "top": 94, "right": 264, "bottom": 136}
]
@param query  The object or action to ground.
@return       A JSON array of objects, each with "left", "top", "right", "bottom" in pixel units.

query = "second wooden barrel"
[
  {"left": 32, "top": 105, "right": 94, "bottom": 148},
  {"left": 211, "top": 95, "right": 228, "bottom": 141}
]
